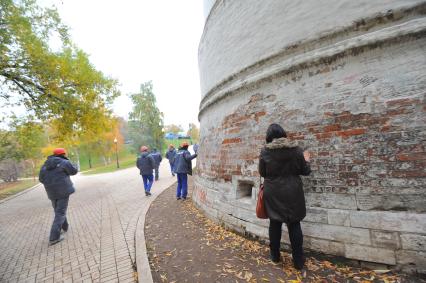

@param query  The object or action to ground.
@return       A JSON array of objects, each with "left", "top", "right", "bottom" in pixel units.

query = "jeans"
[
  {"left": 176, "top": 173, "right": 188, "bottom": 198},
  {"left": 142, "top": 174, "right": 154, "bottom": 192},
  {"left": 154, "top": 166, "right": 160, "bottom": 180},
  {"left": 50, "top": 197, "right": 69, "bottom": 241},
  {"left": 269, "top": 219, "right": 304, "bottom": 266},
  {"left": 169, "top": 163, "right": 175, "bottom": 175}
]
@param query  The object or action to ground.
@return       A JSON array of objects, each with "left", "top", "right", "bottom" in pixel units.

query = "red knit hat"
[
  {"left": 181, "top": 142, "right": 189, "bottom": 147},
  {"left": 53, "top": 148, "right": 66, "bottom": 155}
]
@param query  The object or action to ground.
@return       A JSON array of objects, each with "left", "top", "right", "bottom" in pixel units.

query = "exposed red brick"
[
  {"left": 386, "top": 98, "right": 418, "bottom": 107},
  {"left": 226, "top": 128, "right": 241, "bottom": 134},
  {"left": 309, "top": 127, "right": 322, "bottom": 134},
  {"left": 222, "top": 138, "right": 242, "bottom": 145},
  {"left": 397, "top": 153, "right": 426, "bottom": 161},
  {"left": 380, "top": 125, "right": 391, "bottom": 132},
  {"left": 315, "top": 132, "right": 333, "bottom": 139},
  {"left": 323, "top": 124, "right": 341, "bottom": 132},
  {"left": 336, "top": 128, "right": 366, "bottom": 138},
  {"left": 254, "top": 111, "right": 266, "bottom": 122},
  {"left": 386, "top": 108, "right": 412, "bottom": 116}
]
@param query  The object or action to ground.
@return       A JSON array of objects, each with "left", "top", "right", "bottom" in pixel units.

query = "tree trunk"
[
  {"left": 88, "top": 154, "right": 92, "bottom": 169},
  {"left": 75, "top": 150, "right": 81, "bottom": 171},
  {"left": 30, "top": 159, "right": 36, "bottom": 182}
]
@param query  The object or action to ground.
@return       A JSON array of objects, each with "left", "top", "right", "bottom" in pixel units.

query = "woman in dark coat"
[{"left": 258, "top": 124, "right": 311, "bottom": 269}]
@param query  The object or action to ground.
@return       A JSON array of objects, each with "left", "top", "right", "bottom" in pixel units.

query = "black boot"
[
  {"left": 293, "top": 255, "right": 305, "bottom": 270},
  {"left": 270, "top": 249, "right": 281, "bottom": 263}
]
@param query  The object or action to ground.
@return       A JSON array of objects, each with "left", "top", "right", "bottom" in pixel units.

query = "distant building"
[
  {"left": 164, "top": 132, "right": 178, "bottom": 140},
  {"left": 164, "top": 132, "right": 191, "bottom": 140}
]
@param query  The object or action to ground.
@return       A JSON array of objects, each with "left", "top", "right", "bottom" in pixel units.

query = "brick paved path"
[{"left": 0, "top": 162, "right": 176, "bottom": 283}]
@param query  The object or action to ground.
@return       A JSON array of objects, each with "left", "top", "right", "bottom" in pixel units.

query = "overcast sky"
[{"left": 41, "top": 0, "right": 205, "bottom": 130}]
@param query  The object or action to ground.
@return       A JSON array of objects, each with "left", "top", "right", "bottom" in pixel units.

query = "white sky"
[{"left": 41, "top": 0, "right": 205, "bottom": 130}]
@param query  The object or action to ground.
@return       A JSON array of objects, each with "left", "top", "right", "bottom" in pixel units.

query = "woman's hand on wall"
[{"left": 303, "top": 151, "right": 311, "bottom": 162}]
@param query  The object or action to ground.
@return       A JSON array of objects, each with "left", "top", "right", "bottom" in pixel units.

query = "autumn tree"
[
  {"left": 164, "top": 124, "right": 183, "bottom": 134},
  {"left": 187, "top": 123, "right": 199, "bottom": 142},
  {"left": 11, "top": 117, "right": 46, "bottom": 179},
  {"left": 128, "top": 81, "right": 164, "bottom": 152},
  {"left": 0, "top": 0, "right": 119, "bottom": 137}
]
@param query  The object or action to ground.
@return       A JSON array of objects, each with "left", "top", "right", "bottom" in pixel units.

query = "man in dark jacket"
[
  {"left": 165, "top": 144, "right": 177, "bottom": 176},
  {"left": 39, "top": 148, "right": 78, "bottom": 245},
  {"left": 136, "top": 146, "right": 155, "bottom": 196},
  {"left": 259, "top": 123, "right": 311, "bottom": 270},
  {"left": 173, "top": 142, "right": 197, "bottom": 200},
  {"left": 150, "top": 148, "right": 162, "bottom": 180}
]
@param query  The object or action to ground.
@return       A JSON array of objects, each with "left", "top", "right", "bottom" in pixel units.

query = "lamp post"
[{"left": 114, "top": 137, "right": 120, "bottom": 168}]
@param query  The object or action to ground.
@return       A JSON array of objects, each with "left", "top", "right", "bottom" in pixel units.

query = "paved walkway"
[{"left": 0, "top": 161, "right": 177, "bottom": 283}]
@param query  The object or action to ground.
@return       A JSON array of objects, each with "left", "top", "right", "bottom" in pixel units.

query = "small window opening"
[{"left": 236, "top": 180, "right": 254, "bottom": 199}]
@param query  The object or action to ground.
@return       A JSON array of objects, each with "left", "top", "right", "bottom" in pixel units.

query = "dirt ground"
[{"left": 145, "top": 177, "right": 423, "bottom": 283}]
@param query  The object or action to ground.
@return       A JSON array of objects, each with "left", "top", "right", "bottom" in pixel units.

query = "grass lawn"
[
  {"left": 82, "top": 157, "right": 136, "bottom": 175},
  {"left": 0, "top": 179, "right": 39, "bottom": 200}
]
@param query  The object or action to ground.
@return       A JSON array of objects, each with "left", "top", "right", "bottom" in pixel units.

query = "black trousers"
[{"left": 269, "top": 219, "right": 304, "bottom": 265}]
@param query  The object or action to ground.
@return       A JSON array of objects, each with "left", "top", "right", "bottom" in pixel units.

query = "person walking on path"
[
  {"left": 136, "top": 146, "right": 155, "bottom": 196},
  {"left": 150, "top": 148, "right": 162, "bottom": 181},
  {"left": 165, "top": 144, "right": 177, "bottom": 176},
  {"left": 173, "top": 142, "right": 197, "bottom": 200},
  {"left": 39, "top": 148, "right": 78, "bottom": 246},
  {"left": 258, "top": 123, "right": 311, "bottom": 270}
]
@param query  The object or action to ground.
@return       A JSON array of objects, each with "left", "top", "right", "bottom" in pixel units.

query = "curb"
[
  {"left": 135, "top": 181, "right": 177, "bottom": 283},
  {"left": 0, "top": 183, "right": 42, "bottom": 205}
]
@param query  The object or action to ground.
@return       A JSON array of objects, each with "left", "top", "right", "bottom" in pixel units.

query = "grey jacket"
[
  {"left": 39, "top": 155, "right": 78, "bottom": 200},
  {"left": 136, "top": 152, "right": 155, "bottom": 175},
  {"left": 165, "top": 148, "right": 177, "bottom": 164},
  {"left": 173, "top": 149, "right": 197, "bottom": 175}
]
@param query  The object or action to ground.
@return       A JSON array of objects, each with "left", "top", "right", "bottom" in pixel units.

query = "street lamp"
[{"left": 114, "top": 137, "right": 120, "bottom": 168}]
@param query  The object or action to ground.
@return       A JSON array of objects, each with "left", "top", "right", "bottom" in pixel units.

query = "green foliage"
[
  {"left": 164, "top": 124, "right": 183, "bottom": 134},
  {"left": 128, "top": 81, "right": 164, "bottom": 152},
  {"left": 0, "top": 0, "right": 119, "bottom": 138},
  {"left": 10, "top": 116, "right": 46, "bottom": 161},
  {"left": 78, "top": 144, "right": 133, "bottom": 171},
  {"left": 187, "top": 123, "right": 199, "bottom": 142},
  {"left": 0, "top": 129, "right": 22, "bottom": 161}
]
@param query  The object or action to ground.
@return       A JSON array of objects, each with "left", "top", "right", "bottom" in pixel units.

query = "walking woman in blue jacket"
[
  {"left": 39, "top": 148, "right": 78, "bottom": 245},
  {"left": 173, "top": 142, "right": 197, "bottom": 200}
]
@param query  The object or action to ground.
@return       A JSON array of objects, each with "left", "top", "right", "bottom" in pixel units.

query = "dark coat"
[
  {"left": 173, "top": 149, "right": 197, "bottom": 175},
  {"left": 258, "top": 137, "right": 311, "bottom": 224},
  {"left": 165, "top": 148, "right": 177, "bottom": 165},
  {"left": 39, "top": 155, "right": 78, "bottom": 200},
  {"left": 136, "top": 152, "right": 155, "bottom": 175},
  {"left": 150, "top": 151, "right": 162, "bottom": 167}
]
